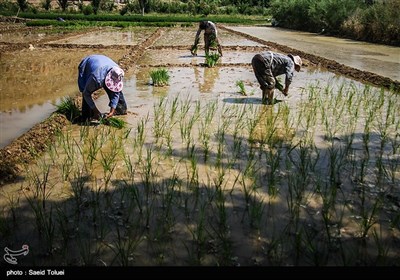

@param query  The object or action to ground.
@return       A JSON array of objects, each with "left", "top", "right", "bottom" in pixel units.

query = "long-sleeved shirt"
[
  {"left": 259, "top": 51, "right": 295, "bottom": 85},
  {"left": 78, "top": 54, "right": 120, "bottom": 109}
]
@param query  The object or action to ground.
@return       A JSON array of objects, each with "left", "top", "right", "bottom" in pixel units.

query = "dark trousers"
[
  {"left": 204, "top": 33, "right": 223, "bottom": 56},
  {"left": 251, "top": 54, "right": 275, "bottom": 91}
]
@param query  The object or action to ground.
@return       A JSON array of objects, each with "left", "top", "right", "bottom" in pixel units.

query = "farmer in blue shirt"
[
  {"left": 252, "top": 51, "right": 302, "bottom": 104},
  {"left": 78, "top": 54, "right": 127, "bottom": 121}
]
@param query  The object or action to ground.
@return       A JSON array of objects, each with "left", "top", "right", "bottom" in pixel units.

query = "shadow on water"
[{"left": 223, "top": 97, "right": 284, "bottom": 105}]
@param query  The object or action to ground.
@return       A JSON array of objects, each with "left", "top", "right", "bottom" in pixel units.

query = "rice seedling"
[
  {"left": 5, "top": 51, "right": 400, "bottom": 267},
  {"left": 77, "top": 232, "right": 103, "bottom": 265},
  {"left": 153, "top": 98, "right": 168, "bottom": 145},
  {"left": 248, "top": 193, "right": 265, "bottom": 230},
  {"left": 2, "top": 192, "right": 20, "bottom": 226},
  {"left": 302, "top": 224, "right": 328, "bottom": 266},
  {"left": 99, "top": 149, "right": 118, "bottom": 191},
  {"left": 185, "top": 198, "right": 208, "bottom": 265},
  {"left": 372, "top": 226, "right": 391, "bottom": 265},
  {"left": 55, "top": 96, "right": 80, "bottom": 122},
  {"left": 356, "top": 185, "right": 382, "bottom": 240},
  {"left": 150, "top": 68, "right": 170, "bottom": 86},
  {"left": 23, "top": 164, "right": 56, "bottom": 252},
  {"left": 108, "top": 225, "right": 143, "bottom": 266},
  {"left": 236, "top": 80, "right": 247, "bottom": 96},
  {"left": 55, "top": 204, "right": 72, "bottom": 256},
  {"left": 264, "top": 148, "right": 281, "bottom": 198}
]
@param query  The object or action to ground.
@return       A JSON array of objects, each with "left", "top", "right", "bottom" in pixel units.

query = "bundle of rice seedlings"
[
  {"left": 150, "top": 68, "right": 170, "bottom": 86},
  {"left": 99, "top": 116, "right": 127, "bottom": 129},
  {"left": 275, "top": 78, "right": 284, "bottom": 92},
  {"left": 205, "top": 52, "right": 220, "bottom": 68},
  {"left": 55, "top": 96, "right": 80, "bottom": 121}
]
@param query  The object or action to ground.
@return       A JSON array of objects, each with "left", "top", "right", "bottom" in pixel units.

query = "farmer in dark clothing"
[
  {"left": 78, "top": 54, "right": 127, "bottom": 121},
  {"left": 251, "top": 51, "right": 302, "bottom": 104},
  {"left": 191, "top": 20, "right": 223, "bottom": 57}
]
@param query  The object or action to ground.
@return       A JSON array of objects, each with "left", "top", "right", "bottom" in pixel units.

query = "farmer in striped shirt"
[{"left": 252, "top": 51, "right": 302, "bottom": 104}]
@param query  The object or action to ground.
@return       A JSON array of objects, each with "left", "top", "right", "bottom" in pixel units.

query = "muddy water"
[
  {"left": 1, "top": 26, "right": 397, "bottom": 149},
  {"left": 153, "top": 27, "right": 264, "bottom": 47},
  {"left": 48, "top": 28, "right": 157, "bottom": 46},
  {"left": 0, "top": 30, "right": 55, "bottom": 43},
  {"left": 138, "top": 49, "right": 257, "bottom": 65},
  {"left": 227, "top": 26, "right": 400, "bottom": 82},
  {"left": 98, "top": 58, "right": 351, "bottom": 129}
]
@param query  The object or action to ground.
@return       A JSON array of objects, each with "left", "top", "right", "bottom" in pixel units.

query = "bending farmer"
[
  {"left": 251, "top": 51, "right": 302, "bottom": 104},
  {"left": 191, "top": 20, "right": 223, "bottom": 57},
  {"left": 78, "top": 54, "right": 127, "bottom": 121}
]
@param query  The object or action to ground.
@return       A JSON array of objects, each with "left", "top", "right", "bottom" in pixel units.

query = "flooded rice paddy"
[{"left": 0, "top": 24, "right": 399, "bottom": 266}]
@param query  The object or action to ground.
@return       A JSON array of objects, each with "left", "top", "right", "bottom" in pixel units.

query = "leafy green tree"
[
  {"left": 101, "top": 0, "right": 116, "bottom": 12},
  {"left": 57, "top": 0, "right": 68, "bottom": 11},
  {"left": 92, "top": 0, "right": 101, "bottom": 14},
  {"left": 41, "top": 0, "right": 52, "bottom": 11},
  {"left": 17, "top": 0, "right": 28, "bottom": 11},
  {"left": 138, "top": 0, "right": 150, "bottom": 15}
]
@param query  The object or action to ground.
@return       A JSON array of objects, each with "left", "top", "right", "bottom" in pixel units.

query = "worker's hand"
[
  {"left": 105, "top": 112, "right": 114, "bottom": 119},
  {"left": 282, "top": 87, "right": 289, "bottom": 96},
  {"left": 106, "top": 108, "right": 116, "bottom": 118}
]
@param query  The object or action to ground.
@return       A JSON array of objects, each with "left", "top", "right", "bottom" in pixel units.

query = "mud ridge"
[
  {"left": 0, "top": 114, "right": 69, "bottom": 185},
  {"left": 221, "top": 26, "right": 400, "bottom": 91},
  {"left": 118, "top": 28, "right": 163, "bottom": 71}
]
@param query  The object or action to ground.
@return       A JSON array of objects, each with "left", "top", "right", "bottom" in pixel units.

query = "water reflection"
[{"left": 194, "top": 66, "right": 219, "bottom": 93}]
